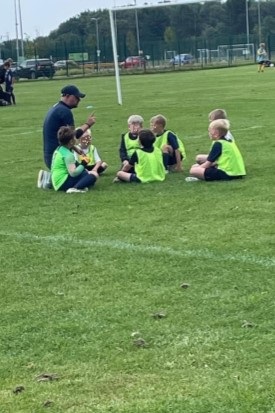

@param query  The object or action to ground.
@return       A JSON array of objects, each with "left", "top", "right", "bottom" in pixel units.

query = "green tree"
[
  {"left": 262, "top": 15, "right": 275, "bottom": 38},
  {"left": 9, "top": 0, "right": 275, "bottom": 63},
  {"left": 200, "top": 2, "right": 227, "bottom": 37},
  {"left": 226, "top": 0, "right": 247, "bottom": 35}
]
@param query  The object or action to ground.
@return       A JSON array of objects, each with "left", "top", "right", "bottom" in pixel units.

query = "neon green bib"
[
  {"left": 135, "top": 148, "right": 165, "bottom": 183},
  {"left": 124, "top": 132, "right": 140, "bottom": 157},
  {"left": 154, "top": 130, "right": 186, "bottom": 159},
  {"left": 216, "top": 139, "right": 246, "bottom": 176}
]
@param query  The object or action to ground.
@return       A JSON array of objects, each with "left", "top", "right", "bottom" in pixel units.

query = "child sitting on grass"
[
  {"left": 150, "top": 114, "right": 186, "bottom": 172},
  {"left": 74, "top": 128, "right": 108, "bottom": 174},
  {"left": 119, "top": 114, "right": 144, "bottom": 167},
  {"left": 196, "top": 108, "right": 235, "bottom": 165},
  {"left": 51, "top": 126, "right": 100, "bottom": 193},
  {"left": 186, "top": 119, "right": 246, "bottom": 182},
  {"left": 116, "top": 129, "right": 166, "bottom": 183},
  {"left": 208, "top": 108, "right": 234, "bottom": 140},
  {"left": 113, "top": 114, "right": 144, "bottom": 183}
]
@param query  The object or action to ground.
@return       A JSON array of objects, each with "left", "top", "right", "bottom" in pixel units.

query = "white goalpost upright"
[
  {"left": 109, "top": 8, "right": 122, "bottom": 105},
  {"left": 109, "top": 0, "right": 216, "bottom": 105}
]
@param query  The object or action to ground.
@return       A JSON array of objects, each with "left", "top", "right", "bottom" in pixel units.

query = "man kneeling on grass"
[
  {"left": 51, "top": 126, "right": 100, "bottom": 193},
  {"left": 115, "top": 129, "right": 166, "bottom": 184},
  {"left": 186, "top": 119, "right": 246, "bottom": 182}
]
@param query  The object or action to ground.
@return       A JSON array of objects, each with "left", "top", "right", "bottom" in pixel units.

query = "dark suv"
[{"left": 16, "top": 59, "right": 55, "bottom": 79}]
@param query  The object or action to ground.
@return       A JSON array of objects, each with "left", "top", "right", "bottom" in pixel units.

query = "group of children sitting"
[{"left": 41, "top": 109, "right": 246, "bottom": 193}]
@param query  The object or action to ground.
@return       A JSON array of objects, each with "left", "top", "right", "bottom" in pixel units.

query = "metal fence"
[{"left": 2, "top": 32, "right": 275, "bottom": 76}]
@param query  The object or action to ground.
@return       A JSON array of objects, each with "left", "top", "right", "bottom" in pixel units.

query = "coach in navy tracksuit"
[{"left": 42, "top": 85, "right": 96, "bottom": 169}]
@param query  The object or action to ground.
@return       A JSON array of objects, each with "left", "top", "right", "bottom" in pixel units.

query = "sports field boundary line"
[{"left": 1, "top": 231, "right": 274, "bottom": 269}]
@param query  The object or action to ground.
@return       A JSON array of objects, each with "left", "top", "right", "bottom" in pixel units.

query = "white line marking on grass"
[
  {"left": 1, "top": 231, "right": 275, "bottom": 269},
  {"left": 234, "top": 125, "right": 261, "bottom": 132},
  {"left": 187, "top": 134, "right": 205, "bottom": 140},
  {"left": 18, "top": 129, "right": 42, "bottom": 135},
  {"left": 188, "top": 126, "right": 261, "bottom": 140}
]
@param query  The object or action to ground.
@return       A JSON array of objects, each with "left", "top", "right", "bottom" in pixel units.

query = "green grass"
[{"left": 0, "top": 66, "right": 275, "bottom": 413}]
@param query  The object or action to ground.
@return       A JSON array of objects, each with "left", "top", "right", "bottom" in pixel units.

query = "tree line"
[{"left": 2, "top": 0, "right": 275, "bottom": 62}]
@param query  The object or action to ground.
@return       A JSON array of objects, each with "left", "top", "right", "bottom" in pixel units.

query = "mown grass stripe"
[{"left": 1, "top": 231, "right": 274, "bottom": 269}]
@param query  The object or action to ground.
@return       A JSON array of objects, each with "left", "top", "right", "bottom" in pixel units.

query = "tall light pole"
[
  {"left": 134, "top": 0, "right": 141, "bottom": 54},
  {"left": 14, "top": 0, "right": 20, "bottom": 63},
  {"left": 18, "top": 0, "right": 24, "bottom": 59},
  {"left": 91, "top": 18, "right": 100, "bottom": 71},
  {"left": 245, "top": 0, "right": 250, "bottom": 45},
  {"left": 257, "top": 0, "right": 262, "bottom": 44}
]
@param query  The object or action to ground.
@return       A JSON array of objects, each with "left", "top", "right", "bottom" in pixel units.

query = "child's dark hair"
[
  {"left": 57, "top": 126, "right": 75, "bottom": 145},
  {"left": 138, "top": 129, "right": 156, "bottom": 148}
]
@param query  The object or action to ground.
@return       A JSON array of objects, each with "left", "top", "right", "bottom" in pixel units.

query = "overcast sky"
[
  {"left": 1, "top": 0, "right": 126, "bottom": 40},
  {"left": 2, "top": 0, "right": 210, "bottom": 41}
]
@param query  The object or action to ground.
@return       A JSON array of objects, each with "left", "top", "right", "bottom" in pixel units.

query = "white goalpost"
[{"left": 109, "top": 0, "right": 215, "bottom": 105}]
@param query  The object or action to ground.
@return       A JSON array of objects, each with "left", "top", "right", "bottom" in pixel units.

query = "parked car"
[
  {"left": 119, "top": 56, "right": 146, "bottom": 69},
  {"left": 170, "top": 54, "right": 194, "bottom": 65},
  {"left": 54, "top": 60, "right": 78, "bottom": 69},
  {"left": 15, "top": 59, "right": 55, "bottom": 79}
]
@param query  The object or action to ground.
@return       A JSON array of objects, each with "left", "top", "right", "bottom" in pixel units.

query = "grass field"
[{"left": 0, "top": 65, "right": 274, "bottom": 413}]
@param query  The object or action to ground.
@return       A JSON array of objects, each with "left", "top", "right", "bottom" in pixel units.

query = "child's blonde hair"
[
  {"left": 208, "top": 109, "right": 228, "bottom": 121},
  {"left": 75, "top": 128, "right": 91, "bottom": 142},
  {"left": 82, "top": 128, "right": 91, "bottom": 138},
  {"left": 127, "top": 115, "right": 144, "bottom": 125},
  {"left": 209, "top": 119, "right": 230, "bottom": 136},
  {"left": 150, "top": 114, "right": 167, "bottom": 127}
]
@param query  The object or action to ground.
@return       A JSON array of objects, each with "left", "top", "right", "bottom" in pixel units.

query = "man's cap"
[{"left": 61, "top": 85, "right": 85, "bottom": 98}]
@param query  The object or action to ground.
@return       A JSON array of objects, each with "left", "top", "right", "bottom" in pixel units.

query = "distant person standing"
[
  {"left": 38, "top": 85, "right": 96, "bottom": 189},
  {"left": 4, "top": 61, "right": 16, "bottom": 104},
  {"left": 0, "top": 57, "right": 13, "bottom": 84},
  {"left": 257, "top": 43, "right": 268, "bottom": 73}
]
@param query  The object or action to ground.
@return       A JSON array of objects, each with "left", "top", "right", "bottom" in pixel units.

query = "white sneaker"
[
  {"left": 185, "top": 176, "right": 200, "bottom": 182},
  {"left": 66, "top": 188, "right": 87, "bottom": 194},
  {"left": 37, "top": 170, "right": 52, "bottom": 189},
  {"left": 44, "top": 171, "right": 52, "bottom": 188},
  {"left": 37, "top": 170, "right": 44, "bottom": 188}
]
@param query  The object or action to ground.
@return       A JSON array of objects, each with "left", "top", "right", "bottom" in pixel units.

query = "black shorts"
[
  {"left": 130, "top": 173, "right": 141, "bottom": 183},
  {"left": 167, "top": 153, "right": 183, "bottom": 166},
  {"left": 86, "top": 164, "right": 105, "bottom": 174},
  {"left": 204, "top": 167, "right": 243, "bottom": 181}
]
